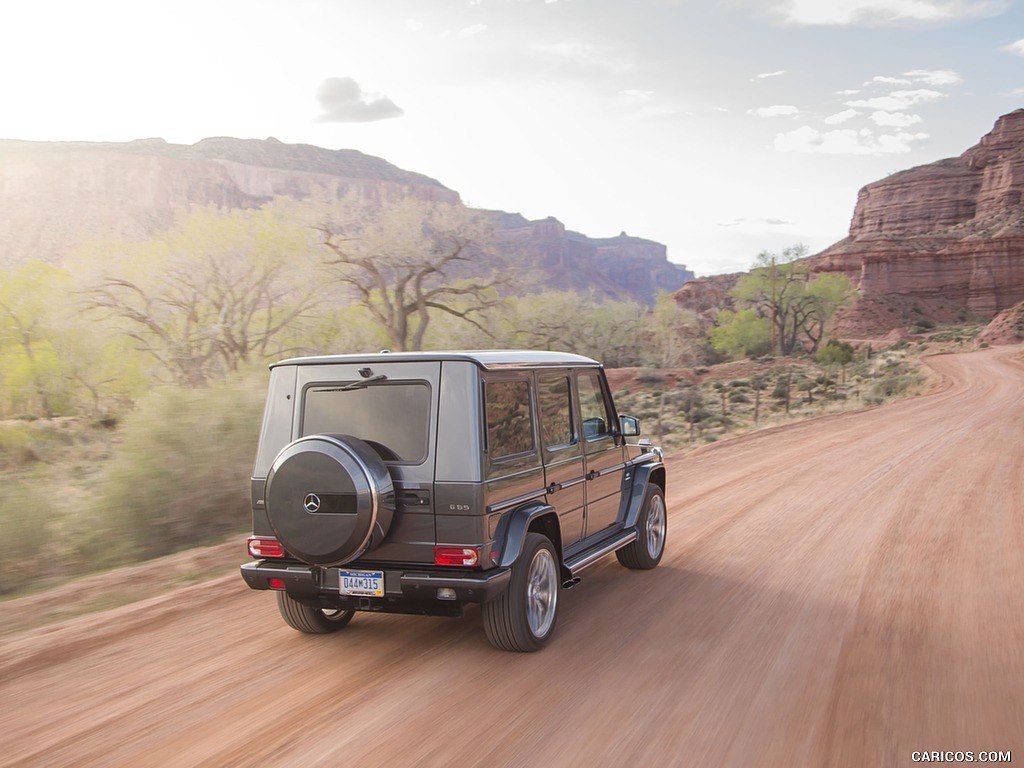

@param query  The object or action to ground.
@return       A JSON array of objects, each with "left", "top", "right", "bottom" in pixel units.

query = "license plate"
[{"left": 338, "top": 569, "right": 384, "bottom": 597}]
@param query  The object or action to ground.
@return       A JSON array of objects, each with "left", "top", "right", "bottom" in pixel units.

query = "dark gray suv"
[{"left": 240, "top": 350, "right": 666, "bottom": 651}]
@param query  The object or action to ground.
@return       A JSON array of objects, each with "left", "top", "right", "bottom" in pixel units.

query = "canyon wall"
[
  {"left": 808, "top": 109, "right": 1024, "bottom": 335},
  {"left": 494, "top": 214, "right": 693, "bottom": 302},
  {"left": 0, "top": 137, "right": 691, "bottom": 304}
]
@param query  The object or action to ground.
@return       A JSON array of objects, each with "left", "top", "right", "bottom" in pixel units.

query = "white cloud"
[
  {"left": 774, "top": 126, "right": 868, "bottom": 153},
  {"left": 774, "top": 125, "right": 928, "bottom": 153},
  {"left": 460, "top": 24, "right": 487, "bottom": 37},
  {"left": 619, "top": 89, "right": 655, "bottom": 99},
  {"left": 877, "top": 132, "right": 930, "bottom": 152},
  {"left": 905, "top": 68, "right": 963, "bottom": 85},
  {"left": 755, "top": 70, "right": 787, "bottom": 79},
  {"left": 749, "top": 104, "right": 800, "bottom": 117},
  {"left": 846, "top": 88, "right": 946, "bottom": 110},
  {"left": 870, "top": 110, "right": 923, "bottom": 127},
  {"left": 777, "top": 0, "right": 1007, "bottom": 26},
  {"left": 1002, "top": 39, "right": 1024, "bottom": 56},
  {"left": 314, "top": 77, "right": 403, "bottom": 123},
  {"left": 825, "top": 108, "right": 859, "bottom": 124},
  {"left": 871, "top": 75, "right": 912, "bottom": 85}
]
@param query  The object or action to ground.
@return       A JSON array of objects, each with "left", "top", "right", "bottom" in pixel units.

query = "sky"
[{"left": 2, "top": 0, "right": 1023, "bottom": 276}]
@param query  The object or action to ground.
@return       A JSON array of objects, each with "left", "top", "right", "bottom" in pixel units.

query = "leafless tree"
[
  {"left": 318, "top": 198, "right": 504, "bottom": 351},
  {"left": 85, "top": 205, "right": 322, "bottom": 387}
]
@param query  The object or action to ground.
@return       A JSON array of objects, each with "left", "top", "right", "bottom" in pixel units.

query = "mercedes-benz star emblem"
[{"left": 303, "top": 493, "right": 321, "bottom": 513}]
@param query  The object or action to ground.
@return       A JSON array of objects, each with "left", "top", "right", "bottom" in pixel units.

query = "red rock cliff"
[{"left": 809, "top": 109, "right": 1024, "bottom": 335}]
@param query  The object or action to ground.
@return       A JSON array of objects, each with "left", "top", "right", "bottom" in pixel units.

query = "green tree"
[
  {"left": 496, "top": 291, "right": 646, "bottom": 367},
  {"left": 816, "top": 338, "right": 855, "bottom": 367},
  {"left": 0, "top": 262, "right": 74, "bottom": 417},
  {"left": 817, "top": 338, "right": 856, "bottom": 390},
  {"left": 708, "top": 309, "right": 771, "bottom": 360},
  {"left": 732, "top": 244, "right": 854, "bottom": 356},
  {"left": 647, "top": 292, "right": 700, "bottom": 368}
]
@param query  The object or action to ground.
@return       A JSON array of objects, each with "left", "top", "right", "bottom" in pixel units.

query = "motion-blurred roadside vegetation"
[{"left": 0, "top": 193, "right": 973, "bottom": 595}]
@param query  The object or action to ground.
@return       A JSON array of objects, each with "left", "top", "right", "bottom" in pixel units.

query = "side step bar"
[{"left": 564, "top": 529, "right": 638, "bottom": 577}]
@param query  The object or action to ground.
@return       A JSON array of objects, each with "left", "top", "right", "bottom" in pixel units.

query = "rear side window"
[
  {"left": 537, "top": 372, "right": 575, "bottom": 450},
  {"left": 484, "top": 379, "right": 535, "bottom": 459},
  {"left": 302, "top": 382, "right": 431, "bottom": 463}
]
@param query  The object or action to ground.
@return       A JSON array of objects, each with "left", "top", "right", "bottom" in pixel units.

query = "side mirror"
[{"left": 619, "top": 415, "right": 641, "bottom": 437}]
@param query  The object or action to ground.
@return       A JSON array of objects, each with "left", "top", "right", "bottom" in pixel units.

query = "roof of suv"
[{"left": 271, "top": 350, "right": 601, "bottom": 370}]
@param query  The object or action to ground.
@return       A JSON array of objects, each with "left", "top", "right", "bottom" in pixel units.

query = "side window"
[
  {"left": 578, "top": 371, "right": 613, "bottom": 442},
  {"left": 537, "top": 372, "right": 575, "bottom": 450},
  {"left": 484, "top": 379, "right": 535, "bottom": 459}
]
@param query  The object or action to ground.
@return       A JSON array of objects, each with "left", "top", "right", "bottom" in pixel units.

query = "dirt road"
[{"left": 2, "top": 347, "right": 1021, "bottom": 767}]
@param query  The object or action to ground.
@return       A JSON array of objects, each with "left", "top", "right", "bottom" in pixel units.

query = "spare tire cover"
[{"left": 265, "top": 434, "right": 395, "bottom": 566}]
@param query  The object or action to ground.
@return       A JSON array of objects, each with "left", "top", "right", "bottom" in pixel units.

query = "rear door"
[
  {"left": 577, "top": 369, "right": 626, "bottom": 537},
  {"left": 537, "top": 370, "right": 585, "bottom": 549}
]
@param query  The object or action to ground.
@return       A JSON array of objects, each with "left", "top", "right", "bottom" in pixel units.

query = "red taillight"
[
  {"left": 267, "top": 578, "right": 286, "bottom": 590},
  {"left": 434, "top": 546, "right": 480, "bottom": 567},
  {"left": 248, "top": 536, "right": 285, "bottom": 558}
]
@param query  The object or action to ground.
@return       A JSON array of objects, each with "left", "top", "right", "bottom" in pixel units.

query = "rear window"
[
  {"left": 302, "top": 382, "right": 431, "bottom": 463},
  {"left": 484, "top": 379, "right": 535, "bottom": 459},
  {"left": 537, "top": 372, "right": 574, "bottom": 450}
]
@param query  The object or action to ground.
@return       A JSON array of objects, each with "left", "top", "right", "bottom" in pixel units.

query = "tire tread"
[
  {"left": 482, "top": 533, "right": 558, "bottom": 652},
  {"left": 616, "top": 485, "right": 666, "bottom": 570},
  {"left": 276, "top": 591, "right": 354, "bottom": 634}
]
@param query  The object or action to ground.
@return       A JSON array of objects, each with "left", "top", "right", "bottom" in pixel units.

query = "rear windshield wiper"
[{"left": 313, "top": 373, "right": 389, "bottom": 393}]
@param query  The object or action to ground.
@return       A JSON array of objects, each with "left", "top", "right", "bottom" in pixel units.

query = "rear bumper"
[{"left": 240, "top": 560, "right": 510, "bottom": 607}]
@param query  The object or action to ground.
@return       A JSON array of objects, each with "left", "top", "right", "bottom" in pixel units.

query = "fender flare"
[
  {"left": 622, "top": 460, "right": 666, "bottom": 529},
  {"left": 492, "top": 502, "right": 559, "bottom": 569}
]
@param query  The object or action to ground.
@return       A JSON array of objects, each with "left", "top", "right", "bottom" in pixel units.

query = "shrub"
[
  {"left": 871, "top": 374, "right": 919, "bottom": 399},
  {"left": 0, "top": 476, "right": 52, "bottom": 593},
  {"left": 689, "top": 407, "right": 713, "bottom": 423},
  {"left": 92, "top": 377, "right": 265, "bottom": 560},
  {"left": 0, "top": 424, "right": 37, "bottom": 470},
  {"left": 635, "top": 369, "right": 666, "bottom": 385}
]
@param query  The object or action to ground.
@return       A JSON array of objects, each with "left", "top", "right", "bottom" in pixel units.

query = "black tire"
[
  {"left": 482, "top": 533, "right": 560, "bottom": 652},
  {"left": 276, "top": 591, "right": 355, "bottom": 634},
  {"left": 616, "top": 485, "right": 667, "bottom": 570}
]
